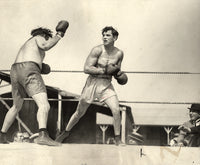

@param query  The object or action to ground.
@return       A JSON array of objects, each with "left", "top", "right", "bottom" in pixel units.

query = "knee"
[
  {"left": 38, "top": 103, "right": 50, "bottom": 113},
  {"left": 10, "top": 105, "right": 21, "bottom": 114},
  {"left": 79, "top": 98, "right": 88, "bottom": 105},
  {"left": 75, "top": 100, "right": 89, "bottom": 117},
  {"left": 111, "top": 107, "right": 120, "bottom": 117},
  {"left": 13, "top": 100, "right": 24, "bottom": 112}
]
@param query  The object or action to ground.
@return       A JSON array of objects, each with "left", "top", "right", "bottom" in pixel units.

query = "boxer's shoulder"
[
  {"left": 90, "top": 45, "right": 103, "bottom": 56},
  {"left": 93, "top": 45, "right": 103, "bottom": 51},
  {"left": 114, "top": 48, "right": 124, "bottom": 60},
  {"left": 116, "top": 48, "right": 123, "bottom": 55}
]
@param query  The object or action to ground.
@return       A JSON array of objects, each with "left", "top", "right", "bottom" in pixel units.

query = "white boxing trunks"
[{"left": 80, "top": 75, "right": 117, "bottom": 103}]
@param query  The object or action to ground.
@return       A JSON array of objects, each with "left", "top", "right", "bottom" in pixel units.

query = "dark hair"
[
  {"left": 31, "top": 27, "right": 53, "bottom": 38},
  {"left": 102, "top": 26, "right": 119, "bottom": 38}
]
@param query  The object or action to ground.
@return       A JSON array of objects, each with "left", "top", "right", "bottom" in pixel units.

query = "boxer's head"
[
  {"left": 31, "top": 27, "right": 53, "bottom": 40},
  {"left": 102, "top": 26, "right": 119, "bottom": 39},
  {"left": 102, "top": 26, "right": 119, "bottom": 45}
]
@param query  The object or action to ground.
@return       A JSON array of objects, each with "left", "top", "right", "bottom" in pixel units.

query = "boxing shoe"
[
  {"left": 55, "top": 130, "right": 70, "bottom": 143},
  {"left": 0, "top": 132, "right": 9, "bottom": 144},
  {"left": 34, "top": 131, "right": 61, "bottom": 146}
]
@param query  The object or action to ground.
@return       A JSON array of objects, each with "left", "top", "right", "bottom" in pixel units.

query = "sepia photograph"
[{"left": 0, "top": 0, "right": 200, "bottom": 164}]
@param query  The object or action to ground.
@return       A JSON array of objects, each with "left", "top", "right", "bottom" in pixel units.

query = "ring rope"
[
  {"left": 0, "top": 97, "right": 199, "bottom": 105},
  {"left": 1, "top": 70, "right": 200, "bottom": 75},
  {"left": 0, "top": 70, "right": 199, "bottom": 104}
]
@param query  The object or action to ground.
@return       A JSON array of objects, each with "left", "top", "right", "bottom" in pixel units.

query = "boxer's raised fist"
[{"left": 56, "top": 20, "right": 69, "bottom": 37}]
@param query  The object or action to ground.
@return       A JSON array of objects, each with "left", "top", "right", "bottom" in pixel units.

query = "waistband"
[
  {"left": 12, "top": 61, "right": 41, "bottom": 70},
  {"left": 91, "top": 74, "right": 112, "bottom": 80}
]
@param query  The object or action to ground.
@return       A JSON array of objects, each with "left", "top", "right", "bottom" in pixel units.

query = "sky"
[{"left": 0, "top": 0, "right": 200, "bottom": 125}]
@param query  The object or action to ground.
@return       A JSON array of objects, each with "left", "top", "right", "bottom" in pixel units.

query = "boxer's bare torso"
[
  {"left": 15, "top": 35, "right": 61, "bottom": 69},
  {"left": 84, "top": 44, "right": 123, "bottom": 75},
  {"left": 96, "top": 45, "right": 123, "bottom": 68},
  {"left": 15, "top": 37, "right": 45, "bottom": 69},
  {"left": 84, "top": 29, "right": 123, "bottom": 75}
]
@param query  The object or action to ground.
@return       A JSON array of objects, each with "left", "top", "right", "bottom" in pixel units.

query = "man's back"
[{"left": 15, "top": 36, "right": 45, "bottom": 68}]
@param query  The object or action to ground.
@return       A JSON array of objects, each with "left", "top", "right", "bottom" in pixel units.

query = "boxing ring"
[
  {"left": 0, "top": 92, "right": 129, "bottom": 144},
  {"left": 1, "top": 69, "right": 200, "bottom": 144},
  {"left": 0, "top": 70, "right": 200, "bottom": 165}
]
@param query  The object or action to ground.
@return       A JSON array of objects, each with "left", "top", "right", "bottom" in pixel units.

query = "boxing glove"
[
  {"left": 105, "top": 63, "right": 120, "bottom": 75},
  {"left": 114, "top": 71, "right": 128, "bottom": 85},
  {"left": 41, "top": 63, "right": 51, "bottom": 74},
  {"left": 56, "top": 20, "right": 69, "bottom": 37}
]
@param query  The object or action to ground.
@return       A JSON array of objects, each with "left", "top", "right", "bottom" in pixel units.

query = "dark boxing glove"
[
  {"left": 41, "top": 63, "right": 51, "bottom": 74},
  {"left": 105, "top": 63, "right": 120, "bottom": 75},
  {"left": 56, "top": 20, "right": 69, "bottom": 37},
  {"left": 114, "top": 71, "right": 128, "bottom": 85}
]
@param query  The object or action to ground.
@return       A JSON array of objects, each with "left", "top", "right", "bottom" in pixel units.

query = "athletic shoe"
[
  {"left": 34, "top": 131, "right": 61, "bottom": 146},
  {"left": 0, "top": 132, "right": 9, "bottom": 144},
  {"left": 55, "top": 130, "right": 70, "bottom": 143}
]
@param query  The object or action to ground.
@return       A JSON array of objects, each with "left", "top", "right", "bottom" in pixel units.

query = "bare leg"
[
  {"left": 104, "top": 95, "right": 121, "bottom": 136},
  {"left": 104, "top": 96, "right": 124, "bottom": 145},
  {"left": 1, "top": 100, "right": 24, "bottom": 133},
  {"left": 0, "top": 99, "right": 23, "bottom": 143},
  {"left": 32, "top": 92, "right": 60, "bottom": 146},
  {"left": 55, "top": 99, "right": 90, "bottom": 142},
  {"left": 66, "top": 99, "right": 90, "bottom": 131},
  {"left": 32, "top": 92, "right": 50, "bottom": 129}
]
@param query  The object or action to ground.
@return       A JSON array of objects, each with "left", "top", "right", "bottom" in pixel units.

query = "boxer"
[
  {"left": 0, "top": 20, "right": 69, "bottom": 146},
  {"left": 56, "top": 26, "right": 128, "bottom": 145}
]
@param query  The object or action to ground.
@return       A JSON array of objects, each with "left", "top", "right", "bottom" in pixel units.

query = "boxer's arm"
[
  {"left": 84, "top": 47, "right": 105, "bottom": 75},
  {"left": 116, "top": 50, "right": 124, "bottom": 70},
  {"left": 35, "top": 35, "right": 61, "bottom": 51}
]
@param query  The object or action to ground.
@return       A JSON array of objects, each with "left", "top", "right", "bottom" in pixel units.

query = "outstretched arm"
[
  {"left": 35, "top": 35, "right": 61, "bottom": 51},
  {"left": 36, "top": 20, "right": 69, "bottom": 51},
  {"left": 84, "top": 46, "right": 105, "bottom": 75}
]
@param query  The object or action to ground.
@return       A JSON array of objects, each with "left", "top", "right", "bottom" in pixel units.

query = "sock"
[
  {"left": 39, "top": 128, "right": 47, "bottom": 132},
  {"left": 115, "top": 135, "right": 120, "bottom": 141},
  {"left": 0, "top": 131, "right": 6, "bottom": 135}
]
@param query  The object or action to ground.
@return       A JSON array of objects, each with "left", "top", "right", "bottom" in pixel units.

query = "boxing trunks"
[
  {"left": 10, "top": 61, "right": 46, "bottom": 107},
  {"left": 80, "top": 75, "right": 117, "bottom": 103}
]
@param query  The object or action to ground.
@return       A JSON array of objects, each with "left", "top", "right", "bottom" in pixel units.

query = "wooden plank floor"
[{"left": 0, "top": 143, "right": 199, "bottom": 165}]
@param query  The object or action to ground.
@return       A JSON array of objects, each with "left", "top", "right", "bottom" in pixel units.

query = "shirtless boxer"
[
  {"left": 56, "top": 26, "right": 128, "bottom": 145},
  {"left": 0, "top": 20, "right": 69, "bottom": 146}
]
